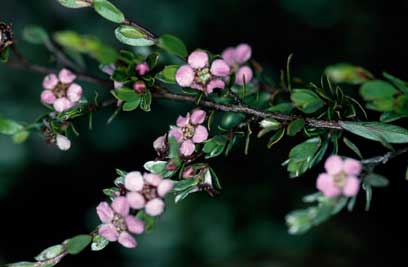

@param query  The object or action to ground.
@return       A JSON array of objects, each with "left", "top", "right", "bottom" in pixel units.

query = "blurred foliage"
[{"left": 1, "top": 0, "right": 408, "bottom": 267}]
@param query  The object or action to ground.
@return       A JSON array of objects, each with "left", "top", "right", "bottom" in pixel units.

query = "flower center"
[
  {"left": 113, "top": 214, "right": 128, "bottom": 232},
  {"left": 333, "top": 172, "right": 347, "bottom": 188},
  {"left": 142, "top": 184, "right": 158, "bottom": 200},
  {"left": 195, "top": 68, "right": 211, "bottom": 85},
  {"left": 182, "top": 124, "right": 195, "bottom": 139},
  {"left": 53, "top": 82, "right": 69, "bottom": 98}
]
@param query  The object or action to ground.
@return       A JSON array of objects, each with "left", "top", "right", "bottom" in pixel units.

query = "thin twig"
[{"left": 361, "top": 146, "right": 408, "bottom": 165}]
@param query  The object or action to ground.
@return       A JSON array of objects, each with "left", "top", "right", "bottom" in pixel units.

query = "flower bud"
[
  {"left": 259, "top": 119, "right": 280, "bottom": 129},
  {"left": 135, "top": 62, "right": 150, "bottom": 76},
  {"left": 56, "top": 134, "right": 71, "bottom": 151},
  {"left": 0, "top": 22, "right": 14, "bottom": 52},
  {"left": 133, "top": 81, "right": 146, "bottom": 93}
]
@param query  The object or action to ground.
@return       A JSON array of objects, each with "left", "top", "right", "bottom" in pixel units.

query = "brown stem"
[{"left": 361, "top": 146, "right": 408, "bottom": 165}]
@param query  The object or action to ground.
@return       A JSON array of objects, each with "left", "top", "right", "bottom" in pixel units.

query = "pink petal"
[
  {"left": 234, "top": 43, "right": 252, "bottom": 64},
  {"left": 125, "top": 171, "right": 144, "bottom": 192},
  {"left": 101, "top": 64, "right": 115, "bottom": 76},
  {"left": 56, "top": 134, "right": 71, "bottom": 151},
  {"left": 169, "top": 128, "right": 183, "bottom": 143},
  {"left": 206, "top": 79, "right": 225, "bottom": 94},
  {"left": 114, "top": 81, "right": 124, "bottom": 89},
  {"left": 125, "top": 216, "right": 145, "bottom": 234},
  {"left": 343, "top": 176, "right": 360, "bottom": 197},
  {"left": 67, "top": 83, "right": 82, "bottom": 102},
  {"left": 188, "top": 50, "right": 209, "bottom": 69},
  {"left": 42, "top": 74, "right": 59, "bottom": 90},
  {"left": 343, "top": 158, "right": 362, "bottom": 176},
  {"left": 53, "top": 97, "right": 73, "bottom": 113},
  {"left": 145, "top": 198, "right": 165, "bottom": 217},
  {"left": 222, "top": 47, "right": 236, "bottom": 66},
  {"left": 118, "top": 232, "right": 137, "bottom": 248},
  {"left": 176, "top": 114, "right": 190, "bottom": 127},
  {"left": 210, "top": 59, "right": 230, "bottom": 77},
  {"left": 127, "top": 192, "right": 146, "bottom": 209},
  {"left": 41, "top": 90, "right": 56, "bottom": 104},
  {"left": 153, "top": 135, "right": 166, "bottom": 151},
  {"left": 96, "top": 202, "right": 114, "bottom": 223},
  {"left": 190, "top": 109, "right": 206, "bottom": 125},
  {"left": 176, "top": 65, "right": 194, "bottom": 87},
  {"left": 58, "top": 68, "right": 76, "bottom": 84},
  {"left": 135, "top": 62, "right": 150, "bottom": 76},
  {"left": 190, "top": 82, "right": 205, "bottom": 91},
  {"left": 111, "top": 196, "right": 129, "bottom": 216},
  {"left": 235, "top": 66, "right": 253, "bottom": 86},
  {"left": 157, "top": 179, "right": 174, "bottom": 197},
  {"left": 99, "top": 224, "right": 119, "bottom": 242},
  {"left": 316, "top": 173, "right": 341, "bottom": 198},
  {"left": 192, "top": 125, "right": 208, "bottom": 143},
  {"left": 324, "top": 155, "right": 344, "bottom": 175},
  {"left": 144, "top": 173, "right": 163, "bottom": 187},
  {"left": 180, "top": 140, "right": 195, "bottom": 156}
]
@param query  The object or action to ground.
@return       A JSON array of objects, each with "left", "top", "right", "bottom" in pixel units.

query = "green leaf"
[
  {"left": 362, "top": 183, "right": 372, "bottom": 211},
  {"left": 91, "top": 235, "right": 109, "bottom": 251},
  {"left": 157, "top": 34, "right": 188, "bottom": 58},
  {"left": 220, "top": 112, "right": 245, "bottom": 130},
  {"left": 395, "top": 95, "right": 408, "bottom": 116},
  {"left": 93, "top": 0, "right": 125, "bottom": 23},
  {"left": 22, "top": 25, "right": 49, "bottom": 44},
  {"left": 155, "top": 65, "right": 179, "bottom": 84},
  {"left": 203, "top": 135, "right": 228, "bottom": 159},
  {"left": 6, "top": 262, "right": 36, "bottom": 267},
  {"left": 173, "top": 178, "right": 199, "bottom": 192},
  {"left": 58, "top": 0, "right": 92, "bottom": 8},
  {"left": 0, "top": 117, "right": 23, "bottom": 135},
  {"left": 325, "top": 63, "right": 373, "bottom": 85},
  {"left": 364, "top": 173, "right": 389, "bottom": 187},
  {"left": 114, "top": 25, "right": 155, "bottom": 47},
  {"left": 115, "top": 88, "right": 139, "bottom": 102},
  {"left": 54, "top": 31, "right": 118, "bottom": 64},
  {"left": 339, "top": 121, "right": 408, "bottom": 144},
  {"left": 35, "top": 245, "right": 65, "bottom": 261},
  {"left": 291, "top": 89, "right": 325, "bottom": 114},
  {"left": 144, "top": 161, "right": 167, "bottom": 174},
  {"left": 140, "top": 90, "right": 152, "bottom": 112},
  {"left": 0, "top": 47, "right": 10, "bottom": 62},
  {"left": 12, "top": 131, "right": 30, "bottom": 144},
  {"left": 379, "top": 112, "right": 407, "bottom": 123},
  {"left": 383, "top": 72, "right": 408, "bottom": 95},
  {"left": 342, "top": 137, "right": 363, "bottom": 159},
  {"left": 284, "top": 137, "right": 321, "bottom": 178},
  {"left": 266, "top": 102, "right": 293, "bottom": 114},
  {"left": 122, "top": 99, "right": 141, "bottom": 111},
  {"left": 287, "top": 119, "right": 305, "bottom": 136},
  {"left": 66, "top": 235, "right": 92, "bottom": 255},
  {"left": 360, "top": 80, "right": 398, "bottom": 101},
  {"left": 136, "top": 211, "right": 156, "bottom": 232},
  {"left": 267, "top": 128, "right": 285, "bottom": 148}
]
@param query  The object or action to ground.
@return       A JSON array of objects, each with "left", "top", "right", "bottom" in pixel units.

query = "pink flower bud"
[
  {"left": 67, "top": 83, "right": 82, "bottom": 102},
  {"left": 183, "top": 167, "right": 195, "bottom": 179},
  {"left": 41, "top": 90, "right": 56, "bottom": 104},
  {"left": 153, "top": 135, "right": 166, "bottom": 152},
  {"left": 58, "top": 68, "right": 76, "bottom": 84},
  {"left": 56, "top": 134, "right": 71, "bottom": 151},
  {"left": 234, "top": 43, "right": 252, "bottom": 64},
  {"left": 133, "top": 81, "right": 146, "bottom": 93},
  {"left": 135, "top": 62, "right": 150, "bottom": 76},
  {"left": 145, "top": 198, "right": 165, "bottom": 216}
]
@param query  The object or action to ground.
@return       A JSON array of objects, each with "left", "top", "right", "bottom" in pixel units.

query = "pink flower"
[
  {"left": 40, "top": 69, "right": 83, "bottom": 112},
  {"left": 222, "top": 44, "right": 253, "bottom": 86},
  {"left": 316, "top": 155, "right": 362, "bottom": 198},
  {"left": 175, "top": 50, "right": 230, "bottom": 94},
  {"left": 135, "top": 62, "right": 150, "bottom": 76},
  {"left": 96, "top": 197, "right": 145, "bottom": 248},
  {"left": 153, "top": 134, "right": 167, "bottom": 155},
  {"left": 124, "top": 171, "right": 173, "bottom": 217},
  {"left": 169, "top": 109, "right": 208, "bottom": 156}
]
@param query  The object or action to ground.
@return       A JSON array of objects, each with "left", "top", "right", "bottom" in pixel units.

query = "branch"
[{"left": 361, "top": 146, "right": 408, "bottom": 166}]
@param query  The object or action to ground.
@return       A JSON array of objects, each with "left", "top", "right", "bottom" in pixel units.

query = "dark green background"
[{"left": 1, "top": 0, "right": 408, "bottom": 266}]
